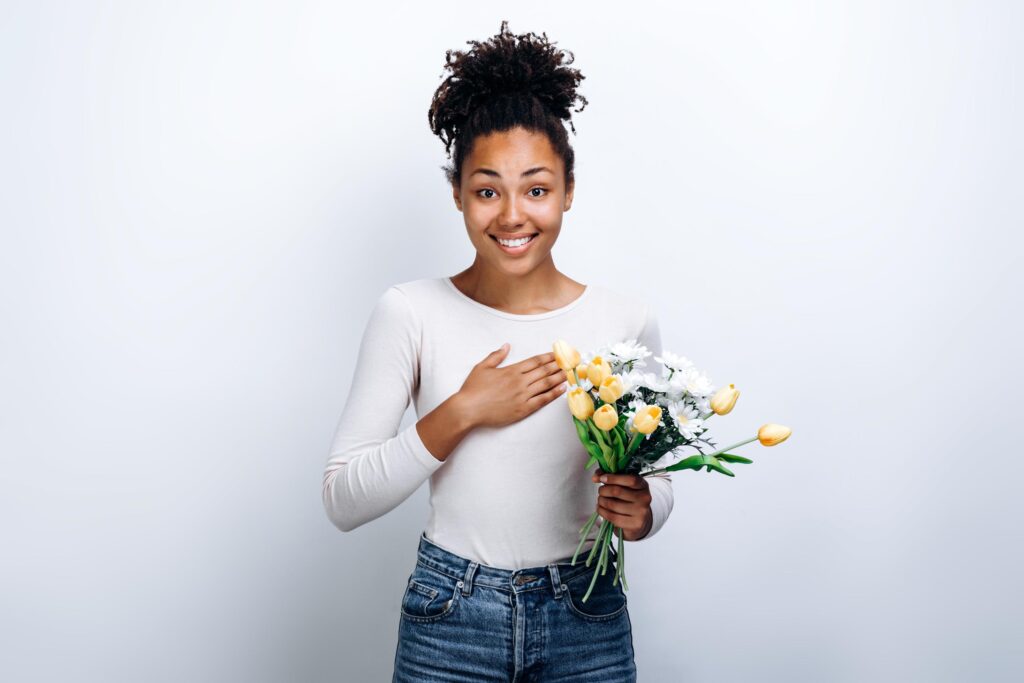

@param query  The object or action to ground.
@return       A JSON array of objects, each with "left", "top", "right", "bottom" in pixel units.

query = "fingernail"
[{"left": 600, "top": 475, "right": 608, "bottom": 483}]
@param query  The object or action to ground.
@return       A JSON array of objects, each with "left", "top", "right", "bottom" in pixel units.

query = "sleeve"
[
  {"left": 321, "top": 285, "right": 446, "bottom": 533},
  {"left": 634, "top": 302, "right": 674, "bottom": 542}
]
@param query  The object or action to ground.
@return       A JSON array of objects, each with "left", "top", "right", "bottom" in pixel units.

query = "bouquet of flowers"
[{"left": 551, "top": 337, "right": 792, "bottom": 602}]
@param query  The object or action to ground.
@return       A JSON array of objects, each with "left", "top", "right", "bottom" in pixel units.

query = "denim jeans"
[{"left": 392, "top": 532, "right": 636, "bottom": 682}]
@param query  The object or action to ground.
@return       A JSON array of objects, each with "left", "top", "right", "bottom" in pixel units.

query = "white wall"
[{"left": 2, "top": 2, "right": 1021, "bottom": 681}]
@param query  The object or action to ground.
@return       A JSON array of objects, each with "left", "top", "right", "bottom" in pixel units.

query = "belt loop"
[
  {"left": 460, "top": 561, "right": 478, "bottom": 597},
  {"left": 548, "top": 564, "right": 564, "bottom": 600}
]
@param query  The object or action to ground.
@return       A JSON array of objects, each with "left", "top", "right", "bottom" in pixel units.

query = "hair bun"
[{"left": 429, "top": 20, "right": 588, "bottom": 150}]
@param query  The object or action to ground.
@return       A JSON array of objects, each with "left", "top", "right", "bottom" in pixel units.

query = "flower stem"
[
  {"left": 598, "top": 523, "right": 611, "bottom": 576},
  {"left": 572, "top": 511, "right": 600, "bottom": 565},
  {"left": 585, "top": 519, "right": 609, "bottom": 567},
  {"left": 617, "top": 526, "right": 625, "bottom": 587},
  {"left": 641, "top": 435, "right": 759, "bottom": 477}
]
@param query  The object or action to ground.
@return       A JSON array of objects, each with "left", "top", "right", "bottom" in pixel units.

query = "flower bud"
[
  {"left": 598, "top": 375, "right": 625, "bottom": 404},
  {"left": 757, "top": 423, "right": 791, "bottom": 446},
  {"left": 587, "top": 356, "right": 612, "bottom": 387},
  {"left": 593, "top": 404, "right": 618, "bottom": 431},
  {"left": 710, "top": 383, "right": 740, "bottom": 415},
  {"left": 552, "top": 340, "right": 581, "bottom": 372},
  {"left": 630, "top": 404, "right": 663, "bottom": 435},
  {"left": 575, "top": 362, "right": 589, "bottom": 381},
  {"left": 567, "top": 387, "right": 595, "bottom": 421}
]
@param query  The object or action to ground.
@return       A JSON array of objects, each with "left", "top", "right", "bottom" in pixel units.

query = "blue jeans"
[{"left": 392, "top": 532, "right": 637, "bottom": 682}]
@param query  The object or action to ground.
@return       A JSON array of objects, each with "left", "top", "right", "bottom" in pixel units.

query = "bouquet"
[{"left": 551, "top": 337, "right": 792, "bottom": 602}]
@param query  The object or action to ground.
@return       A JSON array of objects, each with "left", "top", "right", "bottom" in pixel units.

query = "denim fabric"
[{"left": 392, "top": 532, "right": 636, "bottom": 682}]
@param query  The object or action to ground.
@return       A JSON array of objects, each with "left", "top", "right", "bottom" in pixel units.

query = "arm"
[
  {"left": 634, "top": 302, "right": 674, "bottom": 541},
  {"left": 322, "top": 286, "right": 467, "bottom": 533}
]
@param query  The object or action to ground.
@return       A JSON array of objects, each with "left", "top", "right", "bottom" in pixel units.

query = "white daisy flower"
[
  {"left": 683, "top": 366, "right": 715, "bottom": 397},
  {"left": 606, "top": 338, "right": 652, "bottom": 369},
  {"left": 668, "top": 400, "right": 705, "bottom": 440},
  {"left": 655, "top": 351, "right": 694, "bottom": 374}
]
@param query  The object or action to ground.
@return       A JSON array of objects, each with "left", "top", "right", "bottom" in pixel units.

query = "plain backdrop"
[{"left": 2, "top": 1, "right": 1021, "bottom": 681}]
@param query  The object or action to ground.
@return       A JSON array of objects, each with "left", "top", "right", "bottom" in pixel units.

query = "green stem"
[
  {"left": 587, "top": 421, "right": 615, "bottom": 472},
  {"left": 571, "top": 511, "right": 600, "bottom": 565},
  {"left": 583, "top": 523, "right": 613, "bottom": 603},
  {"left": 585, "top": 519, "right": 609, "bottom": 567},
  {"left": 617, "top": 526, "right": 625, "bottom": 587},
  {"left": 642, "top": 435, "right": 759, "bottom": 477},
  {"left": 598, "top": 523, "right": 611, "bottom": 576}
]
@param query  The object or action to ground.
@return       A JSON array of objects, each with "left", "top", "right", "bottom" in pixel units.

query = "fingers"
[
  {"left": 596, "top": 504, "right": 647, "bottom": 537},
  {"left": 597, "top": 483, "right": 652, "bottom": 505},
  {"left": 525, "top": 375, "right": 568, "bottom": 409},
  {"left": 595, "top": 473, "right": 649, "bottom": 490},
  {"left": 512, "top": 351, "right": 556, "bottom": 373},
  {"left": 597, "top": 497, "right": 639, "bottom": 516},
  {"left": 524, "top": 358, "right": 563, "bottom": 386}
]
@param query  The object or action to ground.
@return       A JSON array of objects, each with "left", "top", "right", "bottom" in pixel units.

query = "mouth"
[{"left": 490, "top": 233, "right": 539, "bottom": 255}]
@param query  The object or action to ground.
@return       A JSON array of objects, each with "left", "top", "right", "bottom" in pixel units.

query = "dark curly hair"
[{"left": 428, "top": 20, "right": 588, "bottom": 190}]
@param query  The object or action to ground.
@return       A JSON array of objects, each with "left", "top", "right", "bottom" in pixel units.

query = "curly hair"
[{"left": 428, "top": 20, "right": 589, "bottom": 189}]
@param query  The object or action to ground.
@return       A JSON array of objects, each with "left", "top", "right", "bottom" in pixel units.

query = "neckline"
[{"left": 442, "top": 276, "right": 591, "bottom": 321}]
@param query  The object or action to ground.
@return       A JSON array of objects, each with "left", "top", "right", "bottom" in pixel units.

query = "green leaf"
[
  {"left": 717, "top": 452, "right": 754, "bottom": 464},
  {"left": 706, "top": 456, "right": 735, "bottom": 477},
  {"left": 663, "top": 454, "right": 707, "bottom": 472}
]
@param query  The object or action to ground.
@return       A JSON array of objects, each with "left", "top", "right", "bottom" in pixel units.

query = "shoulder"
[{"left": 387, "top": 276, "right": 448, "bottom": 307}]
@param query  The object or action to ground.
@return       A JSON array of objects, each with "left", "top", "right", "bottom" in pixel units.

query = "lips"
[{"left": 491, "top": 232, "right": 539, "bottom": 254}]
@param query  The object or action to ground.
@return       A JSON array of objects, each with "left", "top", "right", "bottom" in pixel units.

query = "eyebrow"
[{"left": 470, "top": 166, "right": 554, "bottom": 179}]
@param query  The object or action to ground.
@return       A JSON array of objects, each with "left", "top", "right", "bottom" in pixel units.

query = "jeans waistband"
[{"left": 415, "top": 532, "right": 615, "bottom": 598}]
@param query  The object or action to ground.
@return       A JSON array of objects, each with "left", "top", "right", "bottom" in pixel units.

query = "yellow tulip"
[
  {"left": 593, "top": 404, "right": 618, "bottom": 431},
  {"left": 587, "top": 356, "right": 612, "bottom": 387},
  {"left": 575, "top": 362, "right": 589, "bottom": 381},
  {"left": 565, "top": 369, "right": 578, "bottom": 386},
  {"left": 598, "top": 375, "right": 624, "bottom": 404},
  {"left": 552, "top": 340, "right": 581, "bottom": 372},
  {"left": 630, "top": 404, "right": 663, "bottom": 435},
  {"left": 710, "top": 383, "right": 740, "bottom": 415},
  {"left": 757, "top": 423, "right": 791, "bottom": 446},
  {"left": 567, "top": 387, "right": 595, "bottom": 420}
]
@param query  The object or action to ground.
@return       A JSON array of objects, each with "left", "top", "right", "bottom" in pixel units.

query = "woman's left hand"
[{"left": 591, "top": 469, "right": 653, "bottom": 541}]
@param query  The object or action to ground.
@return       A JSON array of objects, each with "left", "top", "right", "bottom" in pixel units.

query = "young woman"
[{"left": 323, "top": 21, "right": 674, "bottom": 682}]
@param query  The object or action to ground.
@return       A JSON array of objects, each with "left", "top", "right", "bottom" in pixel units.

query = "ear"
[
  {"left": 563, "top": 178, "right": 574, "bottom": 211},
  {"left": 452, "top": 183, "right": 463, "bottom": 212}
]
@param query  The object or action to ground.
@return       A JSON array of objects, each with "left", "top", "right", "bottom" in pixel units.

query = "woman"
[{"left": 323, "top": 21, "right": 674, "bottom": 682}]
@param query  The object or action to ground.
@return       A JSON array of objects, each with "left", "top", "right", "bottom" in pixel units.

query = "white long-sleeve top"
[{"left": 322, "top": 276, "right": 674, "bottom": 569}]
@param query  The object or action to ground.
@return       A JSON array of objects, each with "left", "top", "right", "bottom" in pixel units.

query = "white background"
[{"left": 2, "top": 1, "right": 1021, "bottom": 681}]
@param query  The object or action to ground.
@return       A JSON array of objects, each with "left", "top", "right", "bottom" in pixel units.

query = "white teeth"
[{"left": 497, "top": 235, "right": 535, "bottom": 247}]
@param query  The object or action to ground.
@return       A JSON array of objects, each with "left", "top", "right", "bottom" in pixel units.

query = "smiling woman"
[{"left": 323, "top": 19, "right": 672, "bottom": 683}]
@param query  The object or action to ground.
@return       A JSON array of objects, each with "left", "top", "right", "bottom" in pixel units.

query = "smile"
[{"left": 491, "top": 233, "right": 538, "bottom": 254}]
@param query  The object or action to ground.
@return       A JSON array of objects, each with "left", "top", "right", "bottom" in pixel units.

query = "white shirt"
[{"left": 322, "top": 276, "right": 674, "bottom": 569}]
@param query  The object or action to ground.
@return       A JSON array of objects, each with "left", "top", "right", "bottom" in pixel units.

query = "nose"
[{"left": 498, "top": 194, "right": 525, "bottom": 228}]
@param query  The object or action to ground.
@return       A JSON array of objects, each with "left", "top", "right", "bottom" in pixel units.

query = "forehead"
[{"left": 465, "top": 127, "right": 562, "bottom": 173}]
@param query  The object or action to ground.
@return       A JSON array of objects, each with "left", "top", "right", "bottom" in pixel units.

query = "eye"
[
  {"left": 529, "top": 187, "right": 548, "bottom": 198},
  {"left": 477, "top": 188, "right": 496, "bottom": 199}
]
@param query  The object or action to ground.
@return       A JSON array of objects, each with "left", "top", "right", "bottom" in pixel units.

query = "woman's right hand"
[{"left": 456, "top": 343, "right": 569, "bottom": 429}]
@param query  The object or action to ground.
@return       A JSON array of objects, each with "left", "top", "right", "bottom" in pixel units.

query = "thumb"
[{"left": 481, "top": 342, "right": 510, "bottom": 367}]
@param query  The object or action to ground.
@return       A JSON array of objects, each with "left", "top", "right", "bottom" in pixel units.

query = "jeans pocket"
[
  {"left": 561, "top": 565, "right": 628, "bottom": 623},
  {"left": 400, "top": 562, "right": 461, "bottom": 623}
]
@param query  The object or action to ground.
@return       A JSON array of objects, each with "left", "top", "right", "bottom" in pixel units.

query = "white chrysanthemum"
[
  {"left": 606, "top": 338, "right": 652, "bottom": 369},
  {"left": 694, "top": 396, "right": 711, "bottom": 414},
  {"left": 668, "top": 400, "right": 705, "bottom": 440},
  {"left": 655, "top": 351, "right": 694, "bottom": 374},
  {"left": 576, "top": 376, "right": 594, "bottom": 392},
  {"left": 683, "top": 366, "right": 715, "bottom": 397},
  {"left": 637, "top": 370, "right": 670, "bottom": 393},
  {"left": 665, "top": 370, "right": 691, "bottom": 399},
  {"left": 618, "top": 369, "right": 647, "bottom": 397}
]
